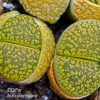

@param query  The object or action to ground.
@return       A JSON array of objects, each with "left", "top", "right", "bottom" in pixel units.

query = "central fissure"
[{"left": 57, "top": 54, "right": 100, "bottom": 63}]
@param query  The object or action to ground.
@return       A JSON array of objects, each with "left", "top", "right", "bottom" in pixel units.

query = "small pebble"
[
  {"left": 42, "top": 95, "right": 49, "bottom": 100},
  {"left": 2, "top": 2, "right": 15, "bottom": 10}
]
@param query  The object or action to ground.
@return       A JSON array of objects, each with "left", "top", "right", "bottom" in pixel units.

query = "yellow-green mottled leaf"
[
  {"left": 54, "top": 19, "right": 100, "bottom": 98},
  {"left": 0, "top": 12, "right": 55, "bottom": 84},
  {"left": 19, "top": 0, "right": 70, "bottom": 24},
  {"left": 70, "top": 0, "right": 100, "bottom": 20}
]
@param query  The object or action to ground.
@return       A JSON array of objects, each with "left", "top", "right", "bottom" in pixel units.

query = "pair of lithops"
[
  {"left": 0, "top": 11, "right": 55, "bottom": 84},
  {"left": 0, "top": 11, "right": 100, "bottom": 99},
  {"left": 48, "top": 19, "right": 100, "bottom": 99},
  {"left": 19, "top": 0, "right": 100, "bottom": 24}
]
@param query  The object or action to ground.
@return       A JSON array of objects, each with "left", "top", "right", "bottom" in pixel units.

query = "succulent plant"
[
  {"left": 0, "top": 11, "right": 55, "bottom": 84},
  {"left": 19, "top": 0, "right": 70, "bottom": 24},
  {"left": 48, "top": 19, "right": 100, "bottom": 99},
  {"left": 70, "top": 0, "right": 100, "bottom": 20}
]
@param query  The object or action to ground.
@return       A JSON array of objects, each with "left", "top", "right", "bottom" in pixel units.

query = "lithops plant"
[
  {"left": 48, "top": 19, "right": 100, "bottom": 99},
  {"left": 19, "top": 0, "right": 70, "bottom": 24},
  {"left": 0, "top": 11, "right": 55, "bottom": 84},
  {"left": 70, "top": 0, "right": 100, "bottom": 20}
]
